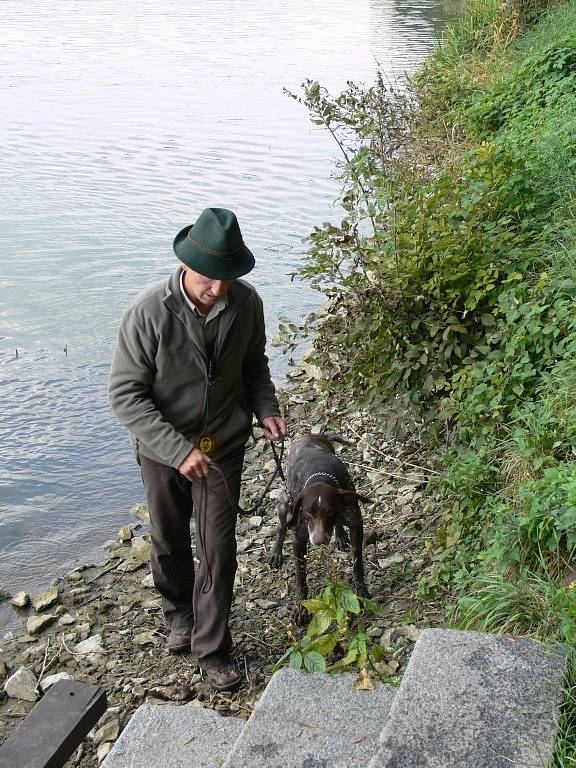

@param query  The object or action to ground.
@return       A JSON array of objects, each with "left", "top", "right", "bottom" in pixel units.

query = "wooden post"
[{"left": 0, "top": 679, "right": 107, "bottom": 768}]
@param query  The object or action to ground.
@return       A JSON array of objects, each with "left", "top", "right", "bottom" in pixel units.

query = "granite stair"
[
  {"left": 368, "top": 628, "right": 567, "bottom": 768},
  {"left": 102, "top": 628, "right": 568, "bottom": 768},
  {"left": 222, "top": 667, "right": 397, "bottom": 768},
  {"left": 100, "top": 700, "right": 244, "bottom": 768}
]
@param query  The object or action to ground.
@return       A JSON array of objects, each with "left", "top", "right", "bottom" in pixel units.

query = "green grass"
[{"left": 554, "top": 652, "right": 576, "bottom": 766}]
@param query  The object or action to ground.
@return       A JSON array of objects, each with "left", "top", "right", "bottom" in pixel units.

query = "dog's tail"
[{"left": 323, "top": 433, "right": 353, "bottom": 446}]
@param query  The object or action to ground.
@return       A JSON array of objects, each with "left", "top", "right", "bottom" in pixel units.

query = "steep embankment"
[
  {"left": 293, "top": 0, "right": 576, "bottom": 645},
  {"left": 285, "top": 0, "right": 576, "bottom": 758}
]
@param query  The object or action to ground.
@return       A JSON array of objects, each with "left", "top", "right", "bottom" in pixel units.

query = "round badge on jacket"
[{"left": 198, "top": 432, "right": 217, "bottom": 455}]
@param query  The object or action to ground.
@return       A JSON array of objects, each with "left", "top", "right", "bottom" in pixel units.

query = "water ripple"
[{"left": 0, "top": 0, "right": 444, "bottom": 611}]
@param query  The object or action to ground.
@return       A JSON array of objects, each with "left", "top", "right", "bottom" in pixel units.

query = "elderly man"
[{"left": 108, "top": 208, "right": 286, "bottom": 691}]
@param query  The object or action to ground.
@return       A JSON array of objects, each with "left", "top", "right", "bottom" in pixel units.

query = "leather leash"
[{"left": 196, "top": 435, "right": 287, "bottom": 593}]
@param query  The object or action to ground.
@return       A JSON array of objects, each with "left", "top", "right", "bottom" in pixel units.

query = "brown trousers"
[{"left": 139, "top": 450, "right": 244, "bottom": 658}]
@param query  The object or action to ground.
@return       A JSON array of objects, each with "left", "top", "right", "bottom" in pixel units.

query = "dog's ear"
[
  {"left": 287, "top": 493, "right": 304, "bottom": 528},
  {"left": 337, "top": 489, "right": 373, "bottom": 506}
]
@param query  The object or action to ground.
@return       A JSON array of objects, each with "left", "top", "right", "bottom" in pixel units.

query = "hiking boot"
[
  {"left": 167, "top": 626, "right": 192, "bottom": 654},
  {"left": 199, "top": 652, "right": 241, "bottom": 691}
]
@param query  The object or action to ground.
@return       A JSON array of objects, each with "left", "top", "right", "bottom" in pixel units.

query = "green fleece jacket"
[{"left": 108, "top": 268, "right": 281, "bottom": 467}]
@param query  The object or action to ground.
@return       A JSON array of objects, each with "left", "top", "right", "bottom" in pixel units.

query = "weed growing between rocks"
[{"left": 273, "top": 577, "right": 399, "bottom": 687}]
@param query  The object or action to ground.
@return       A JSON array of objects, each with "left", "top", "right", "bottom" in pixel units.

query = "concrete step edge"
[
  {"left": 368, "top": 627, "right": 567, "bottom": 768},
  {"left": 223, "top": 668, "right": 397, "bottom": 768}
]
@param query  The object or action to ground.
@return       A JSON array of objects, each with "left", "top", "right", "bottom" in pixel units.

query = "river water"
[{"left": 0, "top": 0, "right": 444, "bottom": 612}]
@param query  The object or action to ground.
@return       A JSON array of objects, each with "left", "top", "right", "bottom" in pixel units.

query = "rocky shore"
[{"left": 0, "top": 356, "right": 443, "bottom": 767}]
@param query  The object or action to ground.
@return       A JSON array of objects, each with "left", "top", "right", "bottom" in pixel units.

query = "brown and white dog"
[{"left": 268, "top": 433, "right": 371, "bottom": 624}]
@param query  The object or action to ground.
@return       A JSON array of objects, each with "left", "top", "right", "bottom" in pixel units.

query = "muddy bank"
[{"left": 0, "top": 360, "right": 443, "bottom": 766}]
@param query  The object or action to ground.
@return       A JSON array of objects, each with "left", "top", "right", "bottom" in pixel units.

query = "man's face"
[{"left": 181, "top": 264, "right": 233, "bottom": 308}]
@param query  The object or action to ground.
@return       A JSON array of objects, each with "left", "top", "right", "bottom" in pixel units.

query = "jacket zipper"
[{"left": 201, "top": 357, "right": 212, "bottom": 431}]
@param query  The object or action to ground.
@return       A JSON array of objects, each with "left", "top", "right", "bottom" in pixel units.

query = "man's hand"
[
  {"left": 178, "top": 447, "right": 212, "bottom": 480},
  {"left": 261, "top": 416, "right": 288, "bottom": 441}
]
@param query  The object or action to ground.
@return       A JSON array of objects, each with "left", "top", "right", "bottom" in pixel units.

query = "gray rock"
[
  {"left": 141, "top": 574, "right": 155, "bottom": 588},
  {"left": 66, "top": 570, "right": 85, "bottom": 581},
  {"left": 223, "top": 668, "right": 396, "bottom": 768},
  {"left": 131, "top": 536, "right": 151, "bottom": 561},
  {"left": 117, "top": 559, "right": 145, "bottom": 573},
  {"left": 10, "top": 591, "right": 30, "bottom": 608},
  {"left": 118, "top": 526, "right": 133, "bottom": 543},
  {"left": 40, "top": 671, "right": 72, "bottom": 692},
  {"left": 133, "top": 630, "right": 158, "bottom": 646},
  {"left": 31, "top": 586, "right": 59, "bottom": 611},
  {"left": 369, "top": 628, "right": 567, "bottom": 768},
  {"left": 27, "top": 613, "right": 57, "bottom": 635},
  {"left": 58, "top": 612, "right": 76, "bottom": 626},
  {"left": 4, "top": 666, "right": 38, "bottom": 701},
  {"left": 93, "top": 718, "right": 120, "bottom": 745},
  {"left": 101, "top": 701, "right": 244, "bottom": 768},
  {"left": 131, "top": 503, "right": 150, "bottom": 525},
  {"left": 98, "top": 743, "right": 113, "bottom": 763},
  {"left": 75, "top": 634, "right": 105, "bottom": 656}
]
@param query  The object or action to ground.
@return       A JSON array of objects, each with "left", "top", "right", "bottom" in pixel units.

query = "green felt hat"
[{"left": 173, "top": 208, "right": 255, "bottom": 279}]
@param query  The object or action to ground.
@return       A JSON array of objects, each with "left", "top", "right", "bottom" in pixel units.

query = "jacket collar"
[{"left": 162, "top": 268, "right": 252, "bottom": 361}]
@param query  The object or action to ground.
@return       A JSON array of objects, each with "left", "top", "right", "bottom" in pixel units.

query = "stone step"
[
  {"left": 101, "top": 700, "right": 245, "bottom": 768},
  {"left": 369, "top": 628, "right": 567, "bottom": 768},
  {"left": 222, "top": 668, "right": 397, "bottom": 768}
]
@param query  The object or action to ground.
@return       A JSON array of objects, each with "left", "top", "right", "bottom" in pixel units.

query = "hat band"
[{"left": 187, "top": 233, "right": 245, "bottom": 260}]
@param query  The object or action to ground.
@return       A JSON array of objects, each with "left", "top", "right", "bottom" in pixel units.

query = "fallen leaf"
[{"left": 353, "top": 667, "right": 375, "bottom": 691}]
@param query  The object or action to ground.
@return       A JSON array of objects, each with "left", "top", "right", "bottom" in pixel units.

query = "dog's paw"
[
  {"left": 292, "top": 605, "right": 310, "bottom": 627},
  {"left": 267, "top": 550, "right": 283, "bottom": 569},
  {"left": 335, "top": 531, "right": 350, "bottom": 551}
]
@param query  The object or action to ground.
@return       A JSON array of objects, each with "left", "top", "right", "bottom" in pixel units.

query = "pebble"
[
  {"left": 10, "top": 592, "right": 30, "bottom": 608},
  {"left": 133, "top": 631, "right": 157, "bottom": 647},
  {"left": 92, "top": 718, "right": 120, "bottom": 745},
  {"left": 141, "top": 574, "right": 155, "bottom": 588},
  {"left": 66, "top": 571, "right": 84, "bottom": 582},
  {"left": 131, "top": 503, "right": 150, "bottom": 524},
  {"left": 0, "top": 656, "right": 6, "bottom": 683},
  {"left": 117, "top": 560, "right": 145, "bottom": 573},
  {"left": 118, "top": 526, "right": 133, "bottom": 543},
  {"left": 97, "top": 742, "right": 113, "bottom": 763},
  {"left": 399, "top": 624, "right": 420, "bottom": 642},
  {"left": 74, "top": 635, "right": 105, "bottom": 656},
  {"left": 31, "top": 587, "right": 59, "bottom": 612},
  {"left": 27, "top": 614, "right": 57, "bottom": 636},
  {"left": 4, "top": 667, "right": 38, "bottom": 701},
  {"left": 58, "top": 613, "right": 76, "bottom": 626},
  {"left": 131, "top": 537, "right": 151, "bottom": 561},
  {"left": 378, "top": 553, "right": 406, "bottom": 569},
  {"left": 40, "top": 672, "right": 72, "bottom": 692}
]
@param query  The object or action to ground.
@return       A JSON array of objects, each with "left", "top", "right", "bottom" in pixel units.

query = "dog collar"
[{"left": 303, "top": 472, "right": 339, "bottom": 489}]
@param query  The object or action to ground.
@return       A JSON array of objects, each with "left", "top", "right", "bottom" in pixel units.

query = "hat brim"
[{"left": 173, "top": 224, "right": 255, "bottom": 280}]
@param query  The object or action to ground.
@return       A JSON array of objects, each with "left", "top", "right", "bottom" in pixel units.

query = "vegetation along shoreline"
[{"left": 3, "top": 0, "right": 576, "bottom": 762}]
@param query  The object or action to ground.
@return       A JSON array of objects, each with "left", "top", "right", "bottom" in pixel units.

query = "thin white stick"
[
  {"left": 35, "top": 638, "right": 50, "bottom": 693},
  {"left": 345, "top": 424, "right": 440, "bottom": 475},
  {"left": 347, "top": 461, "right": 421, "bottom": 482}
]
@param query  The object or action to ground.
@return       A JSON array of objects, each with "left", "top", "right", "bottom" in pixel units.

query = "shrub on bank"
[{"left": 290, "top": 0, "right": 576, "bottom": 657}]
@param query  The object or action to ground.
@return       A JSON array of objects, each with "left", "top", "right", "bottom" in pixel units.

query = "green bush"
[
  {"left": 289, "top": 0, "right": 576, "bottom": 645},
  {"left": 489, "top": 464, "right": 576, "bottom": 572},
  {"left": 465, "top": 36, "right": 576, "bottom": 133}
]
